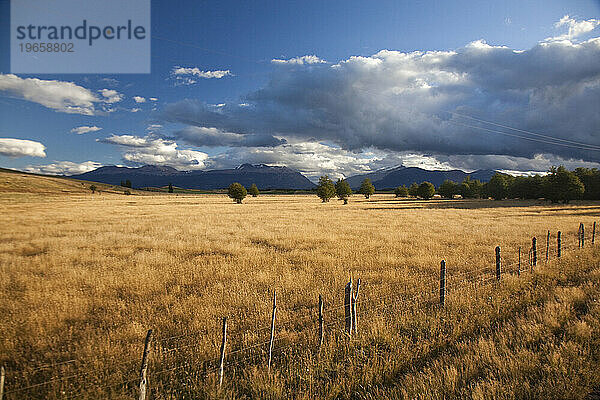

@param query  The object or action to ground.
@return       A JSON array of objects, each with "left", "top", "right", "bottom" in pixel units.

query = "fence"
[{"left": 1, "top": 222, "right": 597, "bottom": 399}]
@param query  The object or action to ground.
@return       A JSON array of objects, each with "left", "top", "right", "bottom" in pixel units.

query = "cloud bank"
[
  {"left": 99, "top": 134, "right": 208, "bottom": 170},
  {"left": 161, "top": 19, "right": 600, "bottom": 174},
  {"left": 0, "top": 138, "right": 46, "bottom": 158}
]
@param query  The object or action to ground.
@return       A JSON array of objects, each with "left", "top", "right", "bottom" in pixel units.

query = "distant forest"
[{"left": 434, "top": 166, "right": 599, "bottom": 203}]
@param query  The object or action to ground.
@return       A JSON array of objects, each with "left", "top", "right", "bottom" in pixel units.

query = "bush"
[
  {"left": 316, "top": 176, "right": 336, "bottom": 202},
  {"left": 249, "top": 184, "right": 260, "bottom": 197},
  {"left": 168, "top": 183, "right": 174, "bottom": 193},
  {"left": 394, "top": 185, "right": 409, "bottom": 198},
  {"left": 335, "top": 179, "right": 352, "bottom": 204},
  {"left": 417, "top": 182, "right": 435, "bottom": 199},
  {"left": 89, "top": 184, "right": 97, "bottom": 194},
  {"left": 124, "top": 189, "right": 131, "bottom": 195},
  {"left": 408, "top": 182, "right": 419, "bottom": 196},
  {"left": 438, "top": 180, "right": 458, "bottom": 199},
  {"left": 228, "top": 182, "right": 247, "bottom": 204},
  {"left": 359, "top": 178, "right": 375, "bottom": 199}
]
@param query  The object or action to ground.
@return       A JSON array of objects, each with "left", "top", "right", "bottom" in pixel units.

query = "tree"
[
  {"left": 316, "top": 175, "right": 336, "bottom": 202},
  {"left": 168, "top": 183, "right": 174, "bottom": 193},
  {"left": 543, "top": 166, "right": 584, "bottom": 203},
  {"left": 408, "top": 182, "right": 419, "bottom": 197},
  {"left": 228, "top": 182, "right": 247, "bottom": 204},
  {"left": 335, "top": 179, "right": 353, "bottom": 204},
  {"left": 438, "top": 180, "right": 458, "bottom": 199},
  {"left": 249, "top": 183, "right": 260, "bottom": 197},
  {"left": 486, "top": 173, "right": 510, "bottom": 200},
  {"left": 417, "top": 181, "right": 435, "bottom": 199},
  {"left": 460, "top": 176, "right": 483, "bottom": 198},
  {"left": 125, "top": 180, "right": 132, "bottom": 188},
  {"left": 359, "top": 178, "right": 375, "bottom": 199},
  {"left": 394, "top": 185, "right": 409, "bottom": 198},
  {"left": 89, "top": 184, "right": 97, "bottom": 194},
  {"left": 574, "top": 167, "right": 600, "bottom": 200}
]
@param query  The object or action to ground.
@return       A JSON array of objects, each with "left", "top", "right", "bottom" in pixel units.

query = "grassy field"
[{"left": 1, "top": 171, "right": 600, "bottom": 399}]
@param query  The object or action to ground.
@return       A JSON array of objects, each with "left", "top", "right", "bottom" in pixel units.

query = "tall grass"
[{"left": 1, "top": 189, "right": 600, "bottom": 398}]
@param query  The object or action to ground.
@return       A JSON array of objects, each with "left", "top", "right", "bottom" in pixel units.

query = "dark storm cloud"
[{"left": 161, "top": 36, "right": 600, "bottom": 163}]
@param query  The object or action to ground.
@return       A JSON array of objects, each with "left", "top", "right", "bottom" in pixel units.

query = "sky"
[{"left": 0, "top": 0, "right": 599, "bottom": 180}]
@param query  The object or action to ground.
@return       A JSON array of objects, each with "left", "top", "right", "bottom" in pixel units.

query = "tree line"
[{"left": 314, "top": 166, "right": 599, "bottom": 204}]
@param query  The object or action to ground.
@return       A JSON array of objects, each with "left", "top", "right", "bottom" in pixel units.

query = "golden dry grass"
[{"left": 1, "top": 172, "right": 600, "bottom": 399}]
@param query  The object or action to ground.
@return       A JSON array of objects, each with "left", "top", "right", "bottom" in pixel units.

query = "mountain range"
[
  {"left": 70, "top": 164, "right": 499, "bottom": 190},
  {"left": 345, "top": 165, "right": 498, "bottom": 189},
  {"left": 71, "top": 164, "right": 316, "bottom": 190}
]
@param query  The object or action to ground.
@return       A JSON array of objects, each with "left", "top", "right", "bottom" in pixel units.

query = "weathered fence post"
[
  {"left": 593, "top": 222, "right": 596, "bottom": 245},
  {"left": 440, "top": 260, "right": 446, "bottom": 307},
  {"left": 495, "top": 246, "right": 501, "bottom": 281},
  {"left": 0, "top": 365, "right": 5, "bottom": 400},
  {"left": 518, "top": 247, "right": 521, "bottom": 276},
  {"left": 579, "top": 223, "right": 584, "bottom": 249},
  {"left": 139, "top": 329, "right": 153, "bottom": 400},
  {"left": 557, "top": 231, "right": 562, "bottom": 258},
  {"left": 532, "top": 237, "right": 537, "bottom": 269},
  {"left": 218, "top": 317, "right": 227, "bottom": 387},
  {"left": 546, "top": 230, "right": 550, "bottom": 263},
  {"left": 318, "top": 295, "right": 324, "bottom": 349},
  {"left": 344, "top": 279, "right": 353, "bottom": 336},
  {"left": 352, "top": 279, "right": 361, "bottom": 335},
  {"left": 268, "top": 290, "right": 277, "bottom": 371}
]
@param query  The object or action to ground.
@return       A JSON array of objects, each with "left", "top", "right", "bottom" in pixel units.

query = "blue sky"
[{"left": 1, "top": 0, "right": 599, "bottom": 179}]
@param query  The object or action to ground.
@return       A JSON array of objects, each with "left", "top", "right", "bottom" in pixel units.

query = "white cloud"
[
  {"left": 146, "top": 124, "right": 162, "bottom": 132},
  {"left": 0, "top": 74, "right": 99, "bottom": 115},
  {"left": 70, "top": 126, "right": 101, "bottom": 135},
  {"left": 130, "top": 108, "right": 141, "bottom": 113},
  {"left": 23, "top": 160, "right": 102, "bottom": 175},
  {"left": 99, "top": 89, "right": 123, "bottom": 104},
  {"left": 171, "top": 67, "right": 232, "bottom": 85},
  {"left": 0, "top": 138, "right": 46, "bottom": 158},
  {"left": 133, "top": 96, "right": 146, "bottom": 103},
  {"left": 545, "top": 15, "right": 599, "bottom": 42},
  {"left": 149, "top": 97, "right": 158, "bottom": 101},
  {"left": 271, "top": 55, "right": 327, "bottom": 65},
  {"left": 100, "top": 134, "right": 208, "bottom": 170}
]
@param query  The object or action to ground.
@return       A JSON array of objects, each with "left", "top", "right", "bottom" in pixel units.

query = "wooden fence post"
[
  {"left": 593, "top": 222, "right": 596, "bottom": 245},
  {"left": 532, "top": 237, "right": 537, "bottom": 269},
  {"left": 344, "top": 279, "right": 353, "bottom": 336},
  {"left": 546, "top": 230, "right": 550, "bottom": 263},
  {"left": 0, "top": 365, "right": 5, "bottom": 400},
  {"left": 582, "top": 223, "right": 585, "bottom": 248},
  {"left": 518, "top": 247, "right": 521, "bottom": 276},
  {"left": 557, "top": 231, "right": 562, "bottom": 258},
  {"left": 352, "top": 279, "right": 361, "bottom": 335},
  {"left": 495, "top": 246, "right": 501, "bottom": 281},
  {"left": 318, "top": 295, "right": 324, "bottom": 349},
  {"left": 268, "top": 290, "right": 277, "bottom": 371},
  {"left": 218, "top": 317, "right": 227, "bottom": 387},
  {"left": 440, "top": 260, "right": 446, "bottom": 307},
  {"left": 579, "top": 223, "right": 584, "bottom": 249},
  {"left": 138, "top": 329, "right": 153, "bottom": 400}
]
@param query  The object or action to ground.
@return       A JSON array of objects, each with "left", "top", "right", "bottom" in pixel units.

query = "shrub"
[
  {"left": 335, "top": 179, "right": 352, "bottom": 204},
  {"left": 228, "top": 182, "right": 247, "bottom": 204},
  {"left": 417, "top": 182, "right": 435, "bottom": 199},
  {"left": 89, "top": 184, "right": 97, "bottom": 194},
  {"left": 408, "top": 182, "right": 419, "bottom": 196},
  {"left": 394, "top": 185, "right": 409, "bottom": 198},
  {"left": 316, "top": 176, "right": 336, "bottom": 202},
  {"left": 438, "top": 180, "right": 458, "bottom": 199},
  {"left": 168, "top": 183, "right": 174, "bottom": 193},
  {"left": 359, "top": 178, "right": 375, "bottom": 199},
  {"left": 249, "top": 184, "right": 260, "bottom": 197}
]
